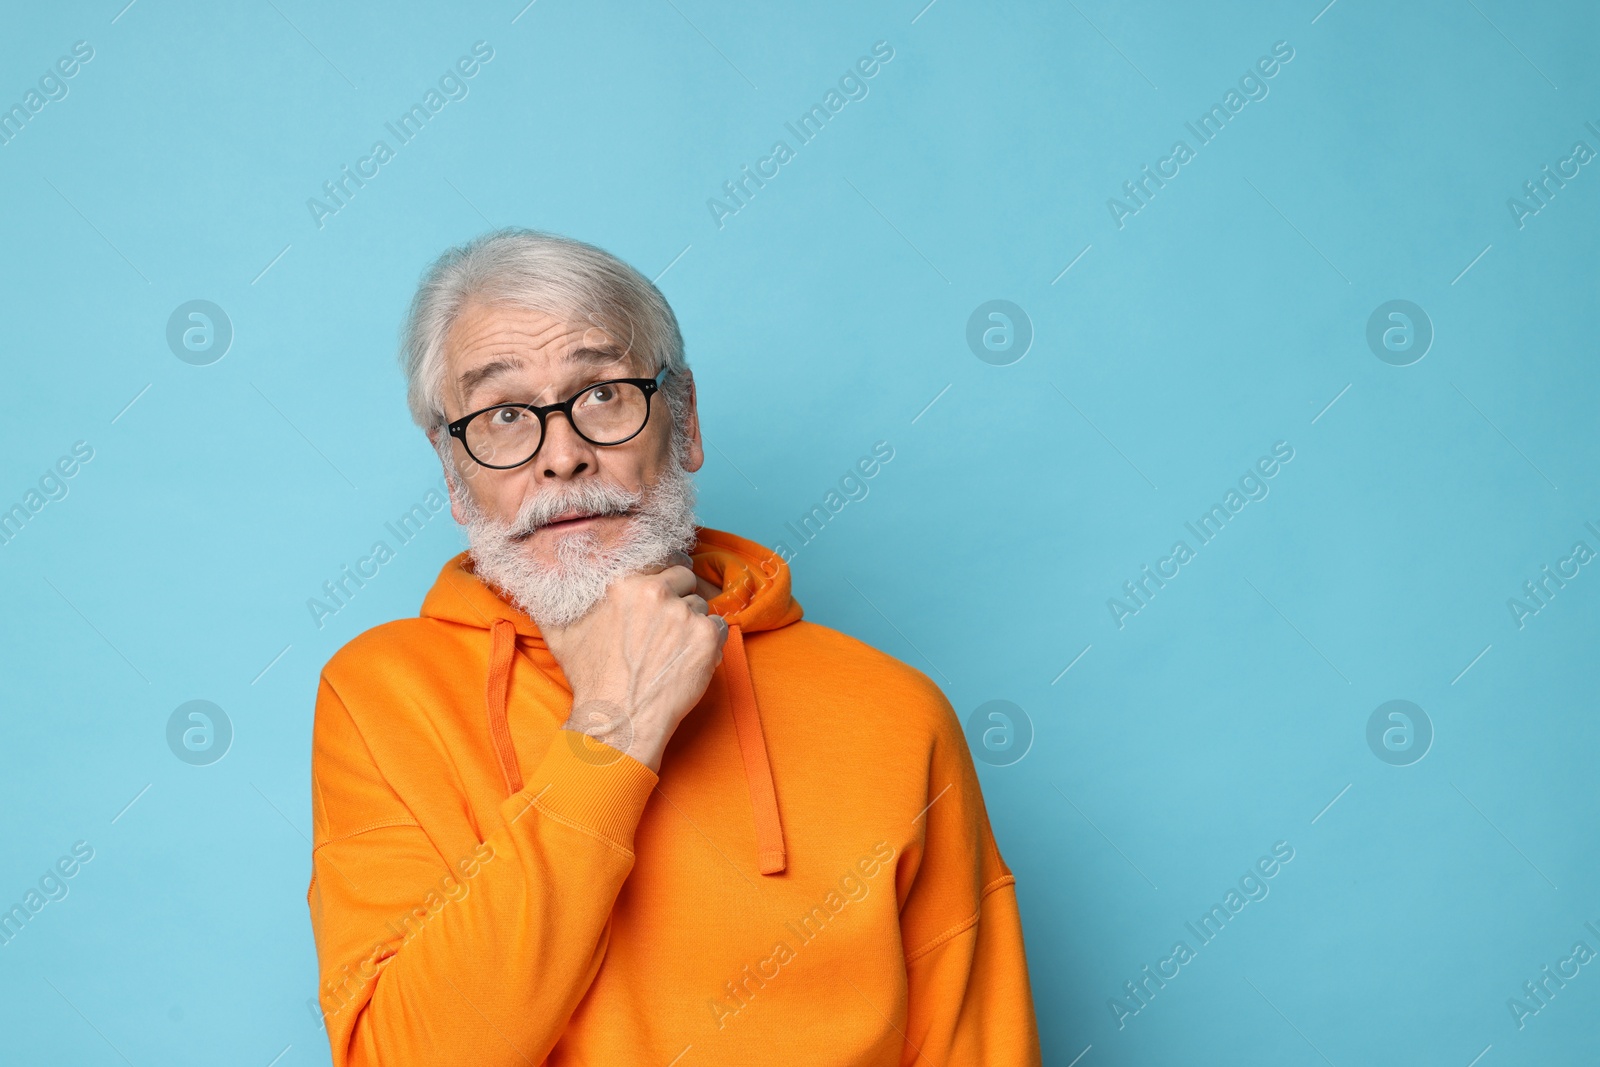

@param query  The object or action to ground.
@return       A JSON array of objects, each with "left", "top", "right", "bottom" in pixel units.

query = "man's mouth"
[
  {"left": 545, "top": 510, "right": 600, "bottom": 529},
  {"left": 513, "top": 508, "right": 629, "bottom": 540}
]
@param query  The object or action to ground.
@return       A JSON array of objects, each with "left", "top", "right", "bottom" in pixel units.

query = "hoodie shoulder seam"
[
  {"left": 903, "top": 873, "right": 1018, "bottom": 963},
  {"left": 315, "top": 673, "right": 429, "bottom": 848}
]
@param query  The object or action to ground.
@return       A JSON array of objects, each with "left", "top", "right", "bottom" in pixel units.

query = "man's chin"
[
  {"left": 522, "top": 518, "right": 628, "bottom": 564},
  {"left": 520, "top": 539, "right": 603, "bottom": 576}
]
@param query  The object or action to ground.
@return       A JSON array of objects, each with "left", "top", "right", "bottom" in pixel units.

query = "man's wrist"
[{"left": 563, "top": 698, "right": 667, "bottom": 772}]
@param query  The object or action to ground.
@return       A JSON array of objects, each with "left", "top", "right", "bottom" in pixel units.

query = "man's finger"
[
  {"left": 658, "top": 563, "right": 698, "bottom": 598},
  {"left": 640, "top": 550, "right": 695, "bottom": 575}
]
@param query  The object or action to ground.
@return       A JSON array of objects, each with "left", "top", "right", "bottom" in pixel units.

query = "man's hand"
[{"left": 542, "top": 550, "right": 728, "bottom": 773}]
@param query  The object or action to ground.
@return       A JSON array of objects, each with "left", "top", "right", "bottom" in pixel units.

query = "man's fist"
[{"left": 541, "top": 550, "right": 728, "bottom": 773}]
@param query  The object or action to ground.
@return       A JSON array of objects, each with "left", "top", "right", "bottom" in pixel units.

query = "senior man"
[{"left": 307, "top": 227, "right": 1042, "bottom": 1065}]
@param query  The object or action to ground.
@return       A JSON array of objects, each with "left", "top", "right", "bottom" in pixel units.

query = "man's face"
[{"left": 429, "top": 300, "right": 706, "bottom": 627}]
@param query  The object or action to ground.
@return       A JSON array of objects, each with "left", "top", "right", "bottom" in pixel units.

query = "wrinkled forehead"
[
  {"left": 445, "top": 299, "right": 638, "bottom": 365},
  {"left": 443, "top": 301, "right": 641, "bottom": 404}
]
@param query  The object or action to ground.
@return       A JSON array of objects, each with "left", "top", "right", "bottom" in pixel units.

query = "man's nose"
[{"left": 534, "top": 410, "right": 593, "bottom": 476}]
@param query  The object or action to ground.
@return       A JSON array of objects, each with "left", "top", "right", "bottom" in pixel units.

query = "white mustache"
[{"left": 509, "top": 482, "right": 645, "bottom": 539}]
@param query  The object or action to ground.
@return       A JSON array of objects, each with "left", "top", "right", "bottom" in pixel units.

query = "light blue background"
[{"left": 1, "top": 1, "right": 1597, "bottom": 1063}]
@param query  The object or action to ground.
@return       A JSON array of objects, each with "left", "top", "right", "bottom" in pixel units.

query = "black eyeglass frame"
[{"left": 445, "top": 367, "right": 670, "bottom": 471}]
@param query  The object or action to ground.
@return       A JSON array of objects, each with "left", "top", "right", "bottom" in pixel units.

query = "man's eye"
[{"left": 492, "top": 407, "right": 526, "bottom": 424}]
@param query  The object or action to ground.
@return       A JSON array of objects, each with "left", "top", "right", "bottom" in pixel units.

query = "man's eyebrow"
[
  {"left": 456, "top": 346, "right": 635, "bottom": 403},
  {"left": 568, "top": 344, "right": 632, "bottom": 368},
  {"left": 456, "top": 358, "right": 521, "bottom": 398}
]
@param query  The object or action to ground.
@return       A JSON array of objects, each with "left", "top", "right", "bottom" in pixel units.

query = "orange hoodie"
[{"left": 307, "top": 526, "right": 1041, "bottom": 1065}]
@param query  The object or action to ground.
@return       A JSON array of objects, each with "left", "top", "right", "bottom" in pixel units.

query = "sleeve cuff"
[{"left": 509, "top": 730, "right": 659, "bottom": 850}]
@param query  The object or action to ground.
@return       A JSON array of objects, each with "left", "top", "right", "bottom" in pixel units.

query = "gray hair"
[{"left": 399, "top": 227, "right": 692, "bottom": 457}]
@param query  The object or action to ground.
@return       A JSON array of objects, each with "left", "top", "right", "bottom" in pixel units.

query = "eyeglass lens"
[{"left": 464, "top": 380, "right": 650, "bottom": 467}]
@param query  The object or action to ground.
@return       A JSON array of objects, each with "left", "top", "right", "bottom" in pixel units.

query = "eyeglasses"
[{"left": 445, "top": 368, "right": 669, "bottom": 470}]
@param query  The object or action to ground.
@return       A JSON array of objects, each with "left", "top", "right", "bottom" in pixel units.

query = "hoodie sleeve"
[
  {"left": 895, "top": 685, "right": 1043, "bottom": 1067},
  {"left": 307, "top": 674, "right": 657, "bottom": 1066}
]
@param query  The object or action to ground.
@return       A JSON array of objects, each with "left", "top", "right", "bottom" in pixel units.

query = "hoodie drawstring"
[
  {"left": 722, "top": 623, "right": 787, "bottom": 875},
  {"left": 481, "top": 617, "right": 788, "bottom": 876},
  {"left": 486, "top": 619, "right": 524, "bottom": 797}
]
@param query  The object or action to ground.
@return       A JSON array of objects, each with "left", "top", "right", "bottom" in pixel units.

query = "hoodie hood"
[{"left": 419, "top": 525, "right": 803, "bottom": 875}]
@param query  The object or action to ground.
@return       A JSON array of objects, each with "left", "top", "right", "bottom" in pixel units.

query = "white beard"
[{"left": 449, "top": 448, "right": 700, "bottom": 630}]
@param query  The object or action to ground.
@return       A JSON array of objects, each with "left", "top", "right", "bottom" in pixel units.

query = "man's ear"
[
  {"left": 427, "top": 429, "right": 472, "bottom": 525},
  {"left": 680, "top": 371, "right": 705, "bottom": 474}
]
